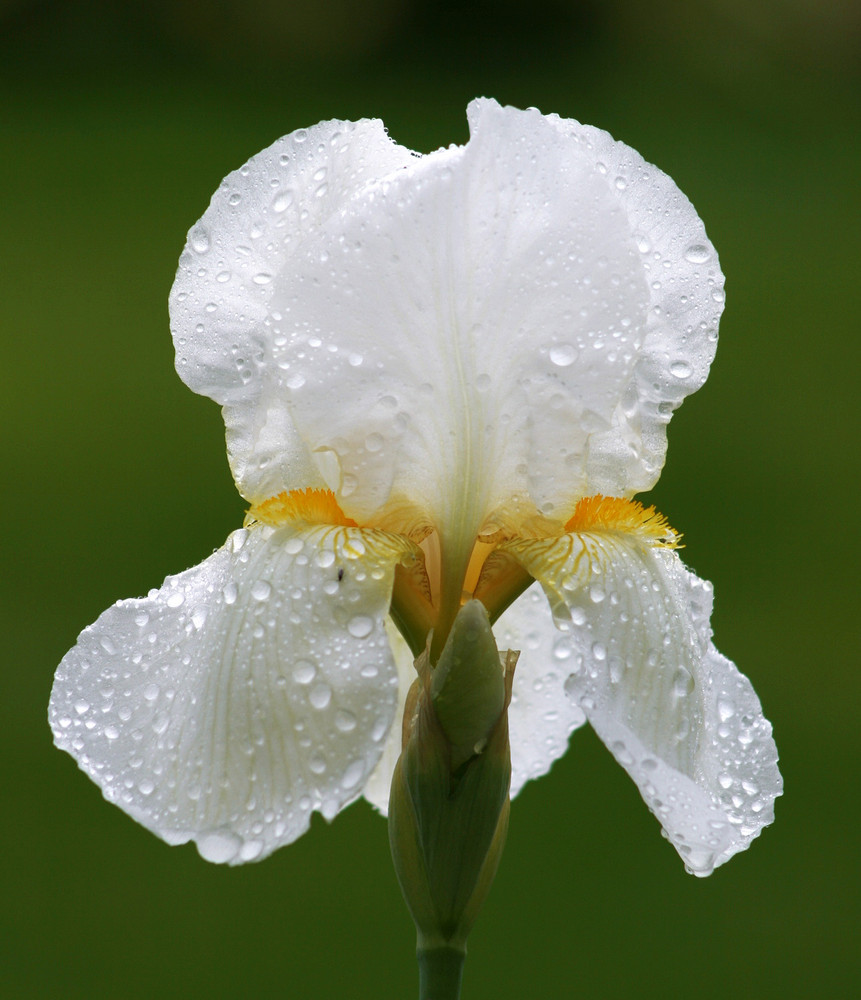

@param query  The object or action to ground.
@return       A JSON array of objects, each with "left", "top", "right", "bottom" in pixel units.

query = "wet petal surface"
[
  {"left": 494, "top": 584, "right": 587, "bottom": 797},
  {"left": 50, "top": 524, "right": 414, "bottom": 863},
  {"left": 502, "top": 529, "right": 781, "bottom": 873}
]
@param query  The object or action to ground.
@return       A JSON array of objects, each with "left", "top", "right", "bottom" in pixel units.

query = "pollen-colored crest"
[
  {"left": 564, "top": 495, "right": 681, "bottom": 548},
  {"left": 246, "top": 488, "right": 358, "bottom": 528}
]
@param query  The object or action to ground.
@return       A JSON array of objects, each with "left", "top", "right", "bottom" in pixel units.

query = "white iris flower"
[{"left": 50, "top": 99, "right": 781, "bottom": 875}]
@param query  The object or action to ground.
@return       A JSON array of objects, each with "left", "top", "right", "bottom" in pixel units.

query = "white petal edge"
[
  {"left": 502, "top": 532, "right": 781, "bottom": 875},
  {"left": 50, "top": 524, "right": 415, "bottom": 864},
  {"left": 493, "top": 583, "right": 587, "bottom": 797},
  {"left": 169, "top": 117, "right": 417, "bottom": 503},
  {"left": 361, "top": 619, "right": 416, "bottom": 815}
]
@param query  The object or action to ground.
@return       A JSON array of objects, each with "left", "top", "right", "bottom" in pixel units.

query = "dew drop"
[
  {"left": 552, "top": 636, "right": 572, "bottom": 660},
  {"left": 197, "top": 831, "right": 242, "bottom": 864},
  {"left": 684, "top": 244, "right": 711, "bottom": 264},
  {"left": 223, "top": 582, "right": 238, "bottom": 605},
  {"left": 239, "top": 839, "right": 264, "bottom": 862},
  {"left": 549, "top": 343, "right": 578, "bottom": 367},
  {"left": 717, "top": 698, "right": 735, "bottom": 722},
  {"left": 673, "top": 667, "right": 694, "bottom": 698},
  {"left": 190, "top": 227, "right": 210, "bottom": 254},
  {"left": 670, "top": 360, "right": 693, "bottom": 379},
  {"left": 309, "top": 683, "right": 332, "bottom": 710},
  {"left": 341, "top": 760, "right": 365, "bottom": 789},
  {"left": 251, "top": 580, "right": 272, "bottom": 601},
  {"left": 272, "top": 190, "right": 294, "bottom": 213},
  {"left": 347, "top": 615, "right": 374, "bottom": 639},
  {"left": 335, "top": 709, "right": 357, "bottom": 732},
  {"left": 292, "top": 660, "right": 316, "bottom": 684}
]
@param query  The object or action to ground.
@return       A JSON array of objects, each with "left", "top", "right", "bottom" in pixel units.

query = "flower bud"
[{"left": 388, "top": 601, "right": 518, "bottom": 961}]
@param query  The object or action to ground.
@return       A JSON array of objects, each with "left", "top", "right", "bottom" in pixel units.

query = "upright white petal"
[
  {"left": 503, "top": 532, "right": 781, "bottom": 874},
  {"left": 50, "top": 524, "right": 415, "bottom": 864},
  {"left": 544, "top": 108, "right": 724, "bottom": 496},
  {"left": 170, "top": 117, "right": 416, "bottom": 503},
  {"left": 268, "top": 100, "right": 648, "bottom": 536},
  {"left": 171, "top": 100, "right": 722, "bottom": 543}
]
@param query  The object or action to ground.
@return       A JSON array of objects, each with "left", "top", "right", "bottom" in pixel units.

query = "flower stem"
[{"left": 417, "top": 945, "right": 466, "bottom": 1000}]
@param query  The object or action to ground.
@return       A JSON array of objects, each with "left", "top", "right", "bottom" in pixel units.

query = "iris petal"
[
  {"left": 50, "top": 524, "right": 415, "bottom": 863},
  {"left": 501, "top": 531, "right": 781, "bottom": 873}
]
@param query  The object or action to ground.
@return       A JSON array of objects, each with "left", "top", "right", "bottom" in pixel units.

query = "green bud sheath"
[
  {"left": 388, "top": 602, "right": 518, "bottom": 998},
  {"left": 431, "top": 601, "right": 506, "bottom": 770}
]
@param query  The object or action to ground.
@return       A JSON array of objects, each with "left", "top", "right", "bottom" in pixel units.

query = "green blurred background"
[{"left": 3, "top": 1, "right": 859, "bottom": 996}]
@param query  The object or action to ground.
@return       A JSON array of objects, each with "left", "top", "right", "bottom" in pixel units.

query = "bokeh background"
[{"left": 3, "top": 1, "right": 859, "bottom": 997}]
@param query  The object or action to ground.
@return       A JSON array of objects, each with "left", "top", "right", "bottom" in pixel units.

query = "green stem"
[{"left": 417, "top": 945, "right": 466, "bottom": 1000}]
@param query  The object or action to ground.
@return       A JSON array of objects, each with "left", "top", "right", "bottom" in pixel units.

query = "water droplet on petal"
[
  {"left": 309, "top": 682, "right": 332, "bottom": 710},
  {"left": 684, "top": 244, "right": 711, "bottom": 264},
  {"left": 251, "top": 580, "right": 271, "bottom": 601},
  {"left": 272, "top": 190, "right": 294, "bottom": 213},
  {"left": 292, "top": 660, "right": 316, "bottom": 684},
  {"left": 670, "top": 360, "right": 693, "bottom": 378},
  {"left": 552, "top": 636, "right": 572, "bottom": 660},
  {"left": 673, "top": 667, "right": 694, "bottom": 698},
  {"left": 190, "top": 227, "right": 210, "bottom": 254},
  {"left": 718, "top": 698, "right": 736, "bottom": 722},
  {"left": 341, "top": 760, "right": 365, "bottom": 789},
  {"left": 239, "top": 839, "right": 264, "bottom": 862},
  {"left": 347, "top": 615, "right": 374, "bottom": 639},
  {"left": 335, "top": 710, "right": 357, "bottom": 732},
  {"left": 549, "top": 343, "right": 578, "bottom": 367},
  {"left": 198, "top": 831, "right": 242, "bottom": 864}
]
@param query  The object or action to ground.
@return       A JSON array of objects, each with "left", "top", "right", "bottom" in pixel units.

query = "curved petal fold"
[
  {"left": 502, "top": 531, "right": 781, "bottom": 874},
  {"left": 49, "top": 524, "right": 416, "bottom": 864}
]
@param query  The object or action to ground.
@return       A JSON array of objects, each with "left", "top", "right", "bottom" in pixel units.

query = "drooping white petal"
[
  {"left": 494, "top": 584, "right": 587, "bottom": 797},
  {"left": 49, "top": 524, "right": 415, "bottom": 864},
  {"left": 503, "top": 533, "right": 781, "bottom": 874},
  {"left": 169, "top": 118, "right": 416, "bottom": 503}
]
